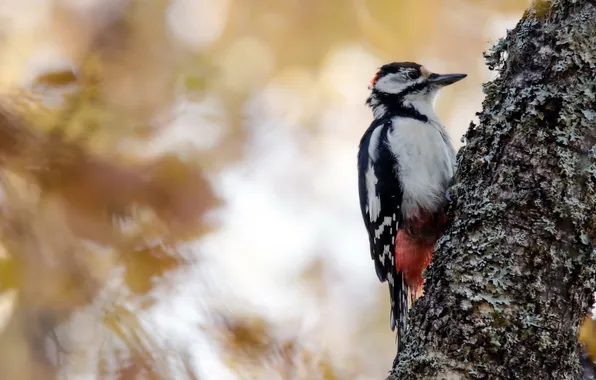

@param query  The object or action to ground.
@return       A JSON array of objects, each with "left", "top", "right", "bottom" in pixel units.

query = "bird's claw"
[{"left": 445, "top": 189, "right": 452, "bottom": 202}]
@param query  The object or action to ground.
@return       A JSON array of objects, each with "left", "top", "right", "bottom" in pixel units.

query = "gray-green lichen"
[{"left": 388, "top": 1, "right": 596, "bottom": 379}]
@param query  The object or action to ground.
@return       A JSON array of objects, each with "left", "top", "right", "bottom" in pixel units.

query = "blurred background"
[{"left": 0, "top": 0, "right": 537, "bottom": 379}]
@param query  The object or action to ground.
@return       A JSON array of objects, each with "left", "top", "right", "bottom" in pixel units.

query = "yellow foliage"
[
  {"left": 580, "top": 317, "right": 596, "bottom": 361},
  {"left": 0, "top": 1, "right": 216, "bottom": 377},
  {"left": 210, "top": 314, "right": 342, "bottom": 379}
]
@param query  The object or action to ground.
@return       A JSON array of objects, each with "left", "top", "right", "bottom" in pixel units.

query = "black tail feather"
[{"left": 390, "top": 272, "right": 409, "bottom": 366}]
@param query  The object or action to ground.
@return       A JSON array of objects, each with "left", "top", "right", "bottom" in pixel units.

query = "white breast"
[{"left": 386, "top": 115, "right": 456, "bottom": 220}]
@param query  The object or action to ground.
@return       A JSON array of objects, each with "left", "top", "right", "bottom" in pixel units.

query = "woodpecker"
[{"left": 357, "top": 62, "right": 465, "bottom": 354}]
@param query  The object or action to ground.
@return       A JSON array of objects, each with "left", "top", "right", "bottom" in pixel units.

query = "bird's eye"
[{"left": 407, "top": 71, "right": 420, "bottom": 79}]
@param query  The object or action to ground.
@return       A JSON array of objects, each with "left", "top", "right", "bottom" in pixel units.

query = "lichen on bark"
[{"left": 387, "top": 0, "right": 596, "bottom": 379}]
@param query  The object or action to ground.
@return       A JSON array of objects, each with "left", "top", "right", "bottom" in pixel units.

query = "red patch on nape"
[{"left": 369, "top": 71, "right": 382, "bottom": 89}]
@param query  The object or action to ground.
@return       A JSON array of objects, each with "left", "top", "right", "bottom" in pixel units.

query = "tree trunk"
[{"left": 388, "top": 0, "right": 596, "bottom": 379}]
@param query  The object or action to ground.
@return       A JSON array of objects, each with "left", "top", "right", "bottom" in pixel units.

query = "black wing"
[{"left": 357, "top": 118, "right": 407, "bottom": 340}]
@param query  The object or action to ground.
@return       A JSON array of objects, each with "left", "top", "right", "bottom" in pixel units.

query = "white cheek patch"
[
  {"left": 374, "top": 73, "right": 425, "bottom": 94},
  {"left": 374, "top": 73, "right": 407, "bottom": 94},
  {"left": 403, "top": 86, "right": 437, "bottom": 104}
]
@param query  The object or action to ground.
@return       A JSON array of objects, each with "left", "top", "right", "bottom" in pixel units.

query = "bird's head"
[{"left": 367, "top": 62, "right": 466, "bottom": 117}]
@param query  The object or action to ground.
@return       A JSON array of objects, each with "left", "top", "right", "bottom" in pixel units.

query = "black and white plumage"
[
  {"left": 358, "top": 116, "right": 406, "bottom": 331},
  {"left": 357, "top": 62, "right": 465, "bottom": 354}
]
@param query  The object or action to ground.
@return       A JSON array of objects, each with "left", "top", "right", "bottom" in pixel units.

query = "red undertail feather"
[
  {"left": 394, "top": 210, "right": 448, "bottom": 300},
  {"left": 395, "top": 230, "right": 433, "bottom": 299}
]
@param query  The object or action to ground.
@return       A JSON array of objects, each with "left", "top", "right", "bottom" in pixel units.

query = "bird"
[{"left": 357, "top": 61, "right": 466, "bottom": 357}]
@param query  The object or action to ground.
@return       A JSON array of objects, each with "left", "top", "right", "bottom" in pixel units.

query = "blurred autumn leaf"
[
  {"left": 34, "top": 70, "right": 78, "bottom": 88},
  {"left": 580, "top": 317, "right": 596, "bottom": 361},
  {"left": 0, "top": 0, "right": 218, "bottom": 377},
  {"left": 208, "top": 313, "right": 341, "bottom": 379},
  {"left": 122, "top": 245, "right": 182, "bottom": 297}
]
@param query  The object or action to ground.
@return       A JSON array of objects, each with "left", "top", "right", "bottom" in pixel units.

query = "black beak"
[{"left": 428, "top": 73, "right": 467, "bottom": 86}]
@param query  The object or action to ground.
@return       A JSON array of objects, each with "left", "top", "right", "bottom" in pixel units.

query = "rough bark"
[{"left": 388, "top": 0, "right": 596, "bottom": 379}]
